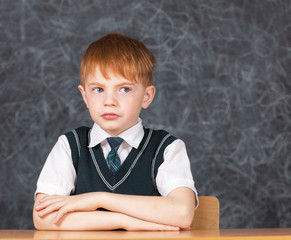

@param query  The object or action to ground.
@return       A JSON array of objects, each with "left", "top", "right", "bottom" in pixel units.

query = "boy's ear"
[
  {"left": 78, "top": 85, "right": 88, "bottom": 108},
  {"left": 142, "top": 85, "right": 155, "bottom": 109}
]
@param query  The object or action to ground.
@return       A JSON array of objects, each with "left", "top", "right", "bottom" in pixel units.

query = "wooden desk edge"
[{"left": 1, "top": 228, "right": 291, "bottom": 240}]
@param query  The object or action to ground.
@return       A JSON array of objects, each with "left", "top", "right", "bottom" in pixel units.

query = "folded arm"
[
  {"left": 33, "top": 193, "right": 180, "bottom": 231},
  {"left": 98, "top": 187, "right": 195, "bottom": 229},
  {"left": 34, "top": 187, "right": 195, "bottom": 230}
]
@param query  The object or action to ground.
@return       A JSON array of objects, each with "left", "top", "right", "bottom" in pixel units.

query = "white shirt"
[{"left": 35, "top": 120, "right": 198, "bottom": 201}]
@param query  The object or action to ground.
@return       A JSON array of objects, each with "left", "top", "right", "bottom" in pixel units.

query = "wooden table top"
[{"left": 1, "top": 228, "right": 291, "bottom": 240}]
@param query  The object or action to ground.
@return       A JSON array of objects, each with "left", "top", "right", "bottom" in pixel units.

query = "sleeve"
[
  {"left": 35, "top": 135, "right": 76, "bottom": 197},
  {"left": 156, "top": 139, "right": 199, "bottom": 207}
]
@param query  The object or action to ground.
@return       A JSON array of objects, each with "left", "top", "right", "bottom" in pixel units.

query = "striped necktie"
[{"left": 106, "top": 137, "right": 123, "bottom": 173}]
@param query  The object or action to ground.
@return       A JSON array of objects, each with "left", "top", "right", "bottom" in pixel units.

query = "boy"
[{"left": 33, "top": 33, "right": 198, "bottom": 231}]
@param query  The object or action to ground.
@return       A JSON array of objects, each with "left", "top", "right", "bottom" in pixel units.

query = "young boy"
[{"left": 33, "top": 33, "right": 198, "bottom": 231}]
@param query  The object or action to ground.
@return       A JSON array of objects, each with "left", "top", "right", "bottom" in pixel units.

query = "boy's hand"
[{"left": 35, "top": 192, "right": 100, "bottom": 223}]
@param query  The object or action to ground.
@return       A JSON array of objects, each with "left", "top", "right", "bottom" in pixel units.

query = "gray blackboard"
[{"left": 0, "top": 0, "right": 290, "bottom": 229}]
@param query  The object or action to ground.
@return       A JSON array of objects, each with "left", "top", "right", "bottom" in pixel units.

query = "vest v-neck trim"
[{"left": 89, "top": 129, "right": 153, "bottom": 191}]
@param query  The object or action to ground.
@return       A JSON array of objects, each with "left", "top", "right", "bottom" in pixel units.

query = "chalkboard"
[{"left": 0, "top": 0, "right": 290, "bottom": 229}]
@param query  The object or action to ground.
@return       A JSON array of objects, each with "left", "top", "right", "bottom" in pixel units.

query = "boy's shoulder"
[
  {"left": 144, "top": 127, "right": 178, "bottom": 144},
  {"left": 63, "top": 126, "right": 91, "bottom": 168},
  {"left": 145, "top": 127, "right": 172, "bottom": 136},
  {"left": 66, "top": 126, "right": 91, "bottom": 134},
  {"left": 64, "top": 126, "right": 91, "bottom": 147},
  {"left": 64, "top": 126, "right": 91, "bottom": 136}
]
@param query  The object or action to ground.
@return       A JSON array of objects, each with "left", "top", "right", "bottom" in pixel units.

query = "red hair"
[{"left": 80, "top": 33, "right": 155, "bottom": 86}]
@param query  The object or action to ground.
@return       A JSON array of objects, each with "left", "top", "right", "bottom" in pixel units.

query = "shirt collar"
[{"left": 88, "top": 118, "right": 144, "bottom": 149}]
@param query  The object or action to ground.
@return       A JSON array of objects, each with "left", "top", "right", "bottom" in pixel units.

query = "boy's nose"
[{"left": 104, "top": 91, "right": 117, "bottom": 106}]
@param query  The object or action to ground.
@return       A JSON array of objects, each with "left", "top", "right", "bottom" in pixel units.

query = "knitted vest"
[{"left": 65, "top": 126, "right": 177, "bottom": 196}]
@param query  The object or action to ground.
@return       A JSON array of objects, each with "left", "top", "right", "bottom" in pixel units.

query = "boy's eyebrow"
[
  {"left": 87, "top": 81, "right": 136, "bottom": 87},
  {"left": 115, "top": 81, "right": 135, "bottom": 86},
  {"left": 87, "top": 82, "right": 105, "bottom": 87}
]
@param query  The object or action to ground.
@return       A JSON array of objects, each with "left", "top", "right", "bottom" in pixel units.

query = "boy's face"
[{"left": 78, "top": 67, "right": 155, "bottom": 136}]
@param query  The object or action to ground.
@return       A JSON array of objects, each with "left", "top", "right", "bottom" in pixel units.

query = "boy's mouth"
[{"left": 101, "top": 113, "right": 120, "bottom": 120}]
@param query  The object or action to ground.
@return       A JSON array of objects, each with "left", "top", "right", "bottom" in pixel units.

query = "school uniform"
[{"left": 35, "top": 119, "right": 198, "bottom": 203}]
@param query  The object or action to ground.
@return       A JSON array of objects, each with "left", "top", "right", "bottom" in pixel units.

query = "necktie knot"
[{"left": 107, "top": 137, "right": 123, "bottom": 150}]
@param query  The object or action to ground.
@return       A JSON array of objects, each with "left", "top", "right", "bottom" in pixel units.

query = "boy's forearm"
[
  {"left": 33, "top": 193, "right": 179, "bottom": 231},
  {"left": 33, "top": 194, "right": 122, "bottom": 230},
  {"left": 33, "top": 206, "right": 179, "bottom": 231},
  {"left": 99, "top": 187, "right": 195, "bottom": 229},
  {"left": 33, "top": 208, "right": 123, "bottom": 230}
]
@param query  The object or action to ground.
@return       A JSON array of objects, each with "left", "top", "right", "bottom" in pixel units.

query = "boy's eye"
[
  {"left": 93, "top": 87, "right": 104, "bottom": 93},
  {"left": 120, "top": 87, "right": 131, "bottom": 93}
]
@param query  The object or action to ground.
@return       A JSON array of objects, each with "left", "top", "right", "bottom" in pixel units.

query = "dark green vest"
[{"left": 65, "top": 127, "right": 176, "bottom": 196}]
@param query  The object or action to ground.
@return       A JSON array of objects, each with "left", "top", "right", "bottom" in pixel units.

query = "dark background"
[{"left": 1, "top": 0, "right": 290, "bottom": 229}]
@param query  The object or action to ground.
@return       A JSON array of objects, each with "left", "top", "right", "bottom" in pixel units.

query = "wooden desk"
[{"left": 1, "top": 229, "right": 291, "bottom": 240}]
